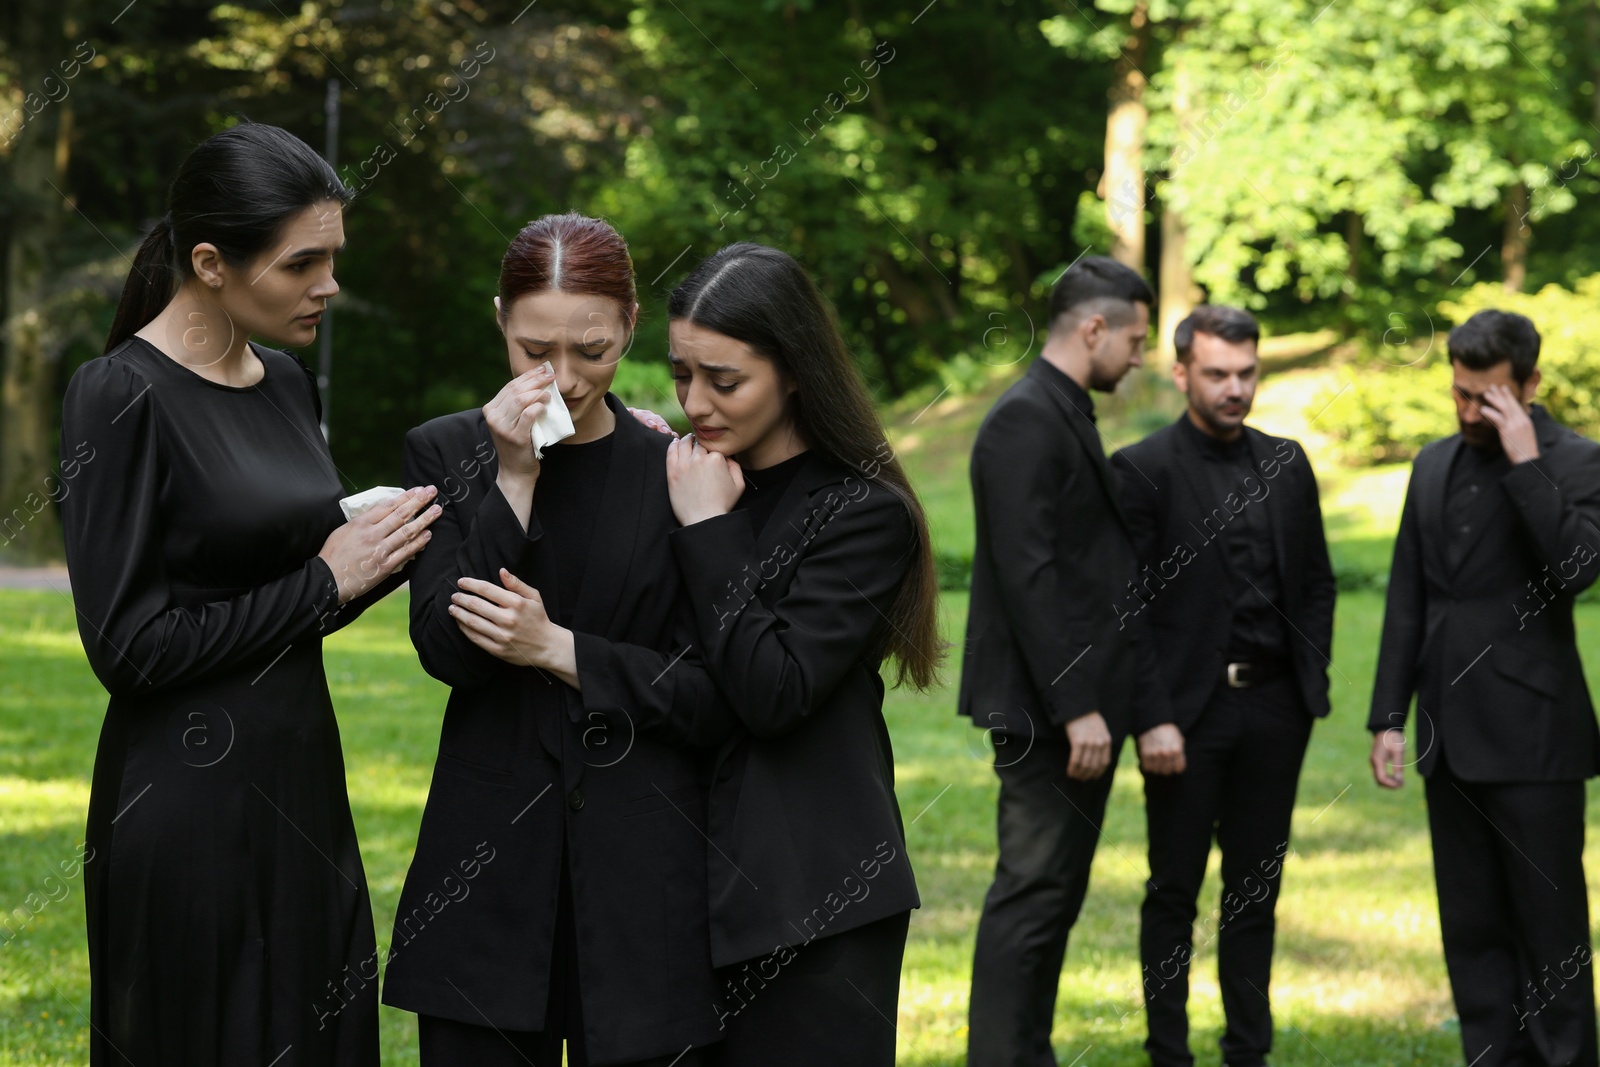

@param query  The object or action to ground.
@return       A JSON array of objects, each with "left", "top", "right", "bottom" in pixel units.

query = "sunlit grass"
[{"left": 4, "top": 578, "right": 1599, "bottom": 1063}]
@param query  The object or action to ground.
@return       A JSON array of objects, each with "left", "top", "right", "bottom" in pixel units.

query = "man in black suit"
[
  {"left": 1111, "top": 305, "right": 1335, "bottom": 1067},
  {"left": 963, "top": 256, "right": 1182, "bottom": 1067},
  {"left": 1371, "top": 309, "right": 1600, "bottom": 1067}
]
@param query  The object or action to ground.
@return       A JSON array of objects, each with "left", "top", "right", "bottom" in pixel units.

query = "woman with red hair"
[{"left": 380, "top": 213, "right": 726, "bottom": 1066}]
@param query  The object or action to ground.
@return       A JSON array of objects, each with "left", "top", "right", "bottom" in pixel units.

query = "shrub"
[{"left": 1313, "top": 274, "right": 1600, "bottom": 465}]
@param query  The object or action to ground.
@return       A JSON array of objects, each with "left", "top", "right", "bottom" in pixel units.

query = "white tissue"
[
  {"left": 339, "top": 486, "right": 407, "bottom": 521},
  {"left": 530, "top": 361, "right": 575, "bottom": 458}
]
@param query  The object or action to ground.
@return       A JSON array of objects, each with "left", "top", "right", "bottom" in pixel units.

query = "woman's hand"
[
  {"left": 485, "top": 364, "right": 555, "bottom": 529},
  {"left": 317, "top": 485, "right": 441, "bottom": 603},
  {"left": 450, "top": 568, "right": 578, "bottom": 684},
  {"left": 485, "top": 363, "right": 555, "bottom": 481},
  {"left": 628, "top": 406, "right": 678, "bottom": 437},
  {"left": 666, "top": 435, "right": 745, "bottom": 526}
]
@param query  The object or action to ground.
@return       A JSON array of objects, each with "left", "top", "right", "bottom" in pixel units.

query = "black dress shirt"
[
  {"left": 1444, "top": 439, "right": 1512, "bottom": 575},
  {"left": 1176, "top": 414, "right": 1287, "bottom": 659}
]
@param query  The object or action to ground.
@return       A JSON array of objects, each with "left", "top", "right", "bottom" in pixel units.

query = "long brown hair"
[{"left": 669, "top": 242, "right": 944, "bottom": 691}]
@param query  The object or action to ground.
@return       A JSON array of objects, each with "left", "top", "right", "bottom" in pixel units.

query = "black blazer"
[
  {"left": 1369, "top": 405, "right": 1600, "bottom": 782},
  {"left": 1111, "top": 417, "right": 1336, "bottom": 731},
  {"left": 380, "top": 395, "right": 726, "bottom": 1063},
  {"left": 641, "top": 453, "right": 922, "bottom": 968},
  {"left": 959, "top": 358, "right": 1169, "bottom": 739}
]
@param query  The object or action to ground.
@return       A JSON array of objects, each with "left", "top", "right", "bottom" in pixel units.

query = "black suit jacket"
[
  {"left": 1369, "top": 405, "right": 1600, "bottom": 782},
  {"left": 647, "top": 453, "right": 923, "bottom": 968},
  {"left": 1111, "top": 417, "right": 1336, "bottom": 731},
  {"left": 380, "top": 395, "right": 726, "bottom": 1062},
  {"left": 959, "top": 357, "right": 1169, "bottom": 740}
]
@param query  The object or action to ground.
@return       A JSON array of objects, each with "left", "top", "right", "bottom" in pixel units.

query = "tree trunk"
[
  {"left": 1345, "top": 212, "right": 1362, "bottom": 288},
  {"left": 1502, "top": 181, "right": 1529, "bottom": 292},
  {"left": 1157, "top": 206, "right": 1202, "bottom": 364},
  {"left": 0, "top": 10, "right": 68, "bottom": 562},
  {"left": 1156, "top": 53, "right": 1199, "bottom": 364},
  {"left": 1589, "top": 0, "right": 1600, "bottom": 130},
  {"left": 1099, "top": 0, "right": 1149, "bottom": 271}
]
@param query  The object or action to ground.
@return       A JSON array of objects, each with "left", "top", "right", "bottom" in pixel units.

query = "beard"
[
  {"left": 1191, "top": 392, "right": 1248, "bottom": 434},
  {"left": 1460, "top": 422, "right": 1502, "bottom": 452}
]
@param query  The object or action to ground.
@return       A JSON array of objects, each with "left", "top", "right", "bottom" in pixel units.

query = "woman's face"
[
  {"left": 668, "top": 319, "right": 799, "bottom": 466},
  {"left": 498, "top": 289, "right": 633, "bottom": 433},
  {"left": 212, "top": 200, "right": 344, "bottom": 351}
]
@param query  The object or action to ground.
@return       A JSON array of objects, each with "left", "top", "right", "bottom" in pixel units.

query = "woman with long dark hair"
[
  {"left": 380, "top": 213, "right": 726, "bottom": 1066},
  {"left": 660, "top": 242, "right": 943, "bottom": 1065},
  {"left": 58, "top": 122, "right": 440, "bottom": 1065}
]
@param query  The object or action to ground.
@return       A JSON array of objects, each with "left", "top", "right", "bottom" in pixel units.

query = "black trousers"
[
  {"left": 708, "top": 909, "right": 910, "bottom": 1066},
  {"left": 1425, "top": 758, "right": 1598, "bottom": 1067},
  {"left": 417, "top": 845, "right": 711, "bottom": 1067},
  {"left": 1139, "top": 674, "right": 1312, "bottom": 1067},
  {"left": 968, "top": 733, "right": 1123, "bottom": 1067}
]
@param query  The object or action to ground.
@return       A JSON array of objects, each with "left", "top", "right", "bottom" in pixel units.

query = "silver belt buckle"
[{"left": 1227, "top": 661, "right": 1251, "bottom": 688}]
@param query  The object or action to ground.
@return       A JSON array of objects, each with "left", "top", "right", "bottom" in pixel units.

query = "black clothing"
[
  {"left": 707, "top": 911, "right": 909, "bottom": 1067},
  {"left": 525, "top": 433, "right": 613, "bottom": 761},
  {"left": 966, "top": 738, "right": 1120, "bottom": 1067},
  {"left": 963, "top": 358, "right": 1172, "bottom": 1067},
  {"left": 633, "top": 451, "right": 919, "bottom": 1064},
  {"left": 656, "top": 452, "right": 921, "bottom": 966},
  {"left": 1369, "top": 405, "right": 1600, "bottom": 780},
  {"left": 1173, "top": 415, "right": 1288, "bottom": 658},
  {"left": 1053, "top": 368, "right": 1098, "bottom": 423},
  {"left": 1139, "top": 676, "right": 1312, "bottom": 1067},
  {"left": 960, "top": 357, "right": 1169, "bottom": 738},
  {"left": 381, "top": 395, "right": 726, "bottom": 1066},
  {"left": 1425, "top": 764, "right": 1596, "bottom": 1067},
  {"left": 535, "top": 433, "right": 615, "bottom": 624},
  {"left": 1372, "top": 406, "right": 1600, "bottom": 1067},
  {"left": 414, "top": 844, "right": 711, "bottom": 1067},
  {"left": 1113, "top": 414, "right": 1334, "bottom": 1067},
  {"left": 1443, "top": 440, "right": 1512, "bottom": 576},
  {"left": 421, "top": 1017, "right": 707, "bottom": 1067},
  {"left": 61, "top": 338, "right": 399, "bottom": 1066},
  {"left": 1112, "top": 415, "right": 1336, "bottom": 734},
  {"left": 737, "top": 449, "right": 810, "bottom": 535}
]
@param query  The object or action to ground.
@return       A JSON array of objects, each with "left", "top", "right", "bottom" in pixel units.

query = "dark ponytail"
[
  {"left": 669, "top": 243, "right": 946, "bottom": 691},
  {"left": 105, "top": 122, "right": 352, "bottom": 353},
  {"left": 106, "top": 217, "right": 182, "bottom": 354}
]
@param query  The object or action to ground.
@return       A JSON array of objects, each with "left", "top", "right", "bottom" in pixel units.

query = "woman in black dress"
[
  {"left": 380, "top": 213, "right": 726, "bottom": 1066},
  {"left": 59, "top": 123, "right": 440, "bottom": 1065},
  {"left": 660, "top": 243, "right": 945, "bottom": 1065}
]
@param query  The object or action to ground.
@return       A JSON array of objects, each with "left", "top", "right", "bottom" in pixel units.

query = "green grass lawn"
[
  {"left": 8, "top": 583, "right": 1600, "bottom": 1065},
  {"left": 1, "top": 358, "right": 1591, "bottom": 1064}
]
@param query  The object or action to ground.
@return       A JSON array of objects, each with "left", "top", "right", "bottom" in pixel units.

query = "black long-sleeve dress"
[{"left": 59, "top": 337, "right": 393, "bottom": 1066}]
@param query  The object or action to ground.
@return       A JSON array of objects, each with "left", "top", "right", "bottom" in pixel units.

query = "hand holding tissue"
[
  {"left": 338, "top": 486, "right": 408, "bottom": 521},
  {"left": 530, "top": 361, "right": 575, "bottom": 458}
]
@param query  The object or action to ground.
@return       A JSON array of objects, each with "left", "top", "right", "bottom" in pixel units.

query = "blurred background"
[
  {"left": 5, "top": 0, "right": 1600, "bottom": 563},
  {"left": 5, "top": 1, "right": 1600, "bottom": 1062}
]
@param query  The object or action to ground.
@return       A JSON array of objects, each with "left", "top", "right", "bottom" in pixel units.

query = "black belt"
[{"left": 1224, "top": 656, "right": 1291, "bottom": 688}]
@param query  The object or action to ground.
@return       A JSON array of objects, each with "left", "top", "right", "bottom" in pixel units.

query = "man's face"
[
  {"left": 1173, "top": 332, "right": 1258, "bottom": 436},
  {"left": 1086, "top": 301, "right": 1150, "bottom": 392},
  {"left": 1452, "top": 359, "right": 1537, "bottom": 450}
]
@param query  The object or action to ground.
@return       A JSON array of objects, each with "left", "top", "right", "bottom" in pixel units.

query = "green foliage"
[
  {"left": 1443, "top": 275, "right": 1600, "bottom": 436},
  {"left": 13, "top": 0, "right": 1600, "bottom": 545},
  {"left": 1140, "top": 0, "right": 1593, "bottom": 329},
  {"left": 1314, "top": 355, "right": 1455, "bottom": 466},
  {"left": 1313, "top": 273, "right": 1600, "bottom": 466},
  {"left": 601, "top": 1, "right": 1105, "bottom": 397}
]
